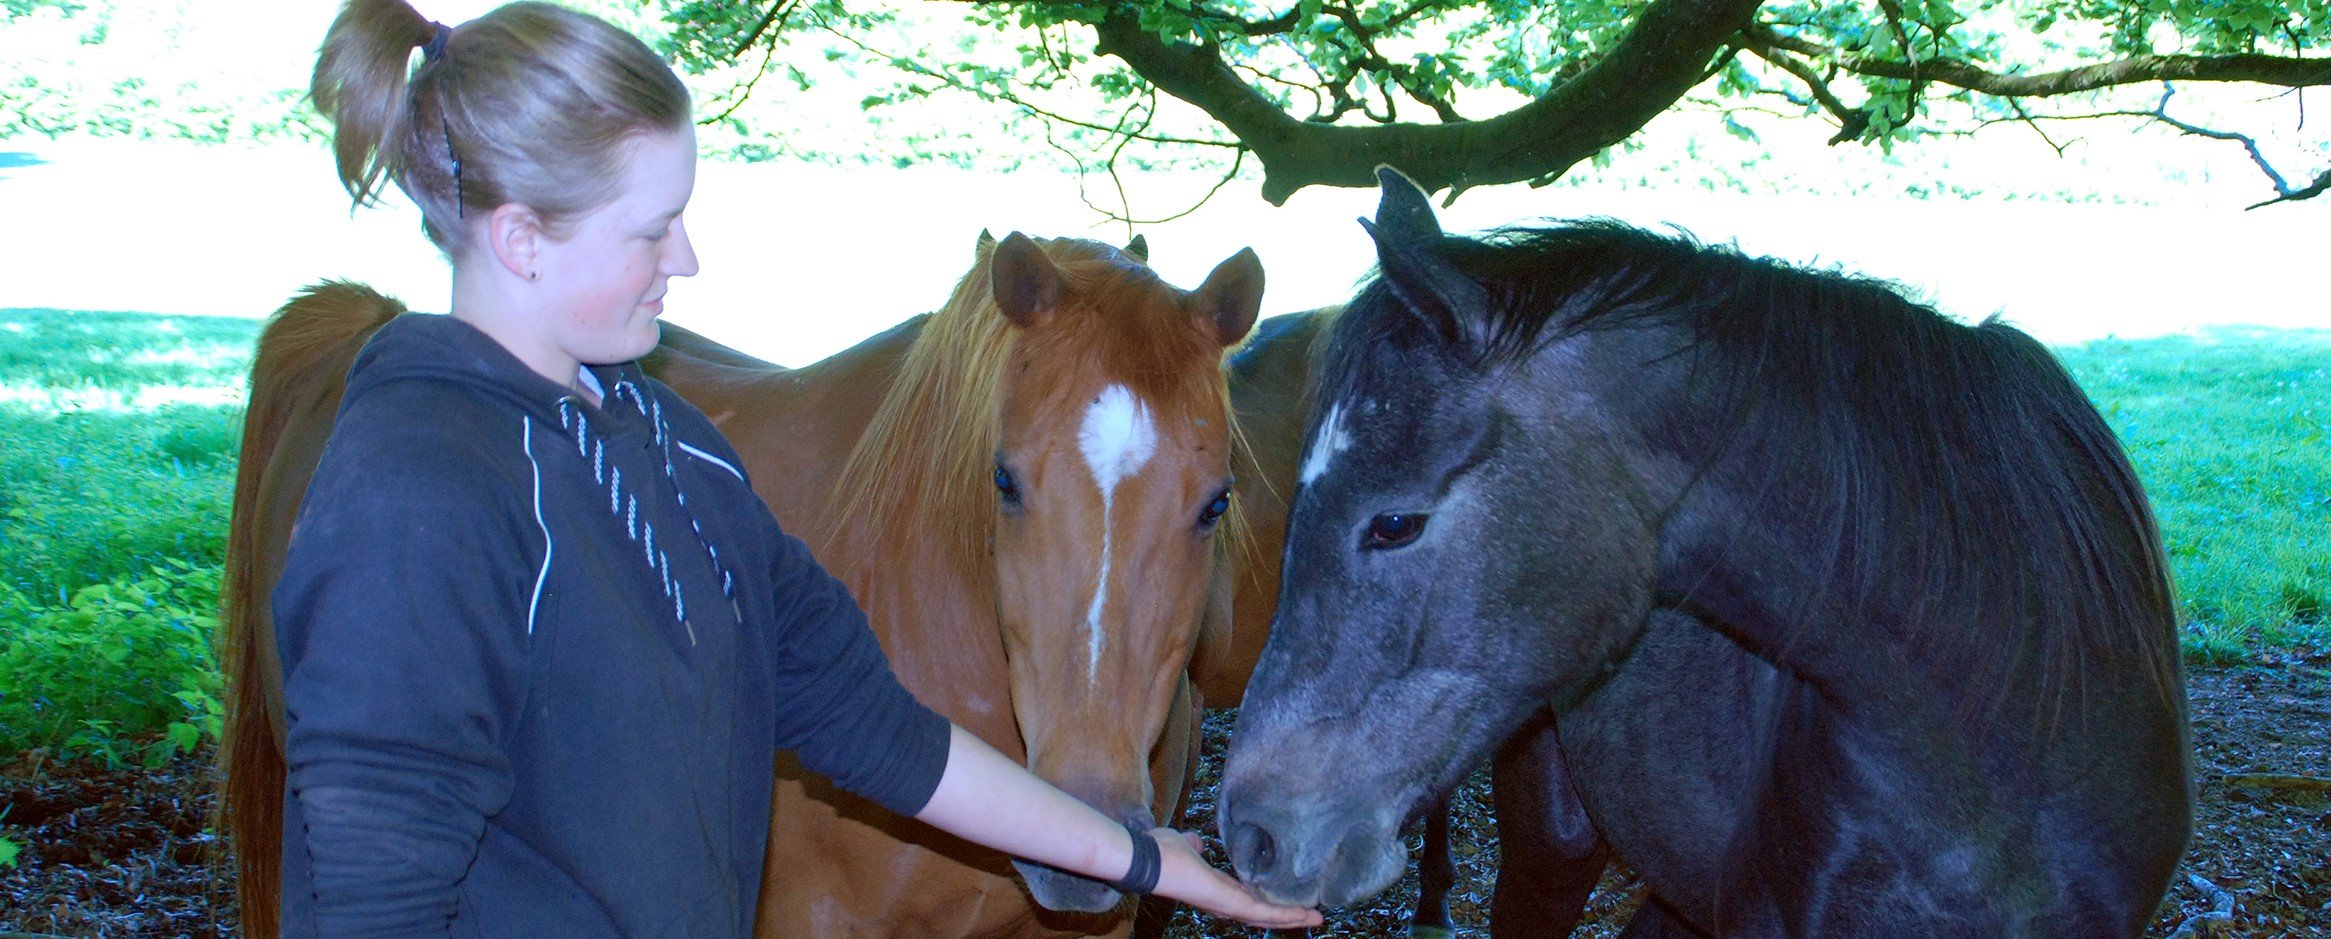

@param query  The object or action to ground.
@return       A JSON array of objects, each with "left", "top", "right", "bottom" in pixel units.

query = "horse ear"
[
  {"left": 1359, "top": 216, "right": 1489, "bottom": 353},
  {"left": 1124, "top": 233, "right": 1149, "bottom": 263},
  {"left": 1372, "top": 165, "right": 1441, "bottom": 245},
  {"left": 990, "top": 231, "right": 1059, "bottom": 329},
  {"left": 1190, "top": 247, "right": 1264, "bottom": 347}
]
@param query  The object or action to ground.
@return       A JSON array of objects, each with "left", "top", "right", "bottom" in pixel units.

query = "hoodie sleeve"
[
  {"left": 272, "top": 390, "right": 539, "bottom": 935},
  {"left": 760, "top": 519, "right": 953, "bottom": 817}
]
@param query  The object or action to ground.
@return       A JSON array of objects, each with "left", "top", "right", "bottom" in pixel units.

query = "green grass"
[
  {"left": 2058, "top": 328, "right": 2331, "bottom": 662},
  {"left": 0, "top": 309, "right": 248, "bottom": 764},
  {"left": 0, "top": 310, "right": 2323, "bottom": 760}
]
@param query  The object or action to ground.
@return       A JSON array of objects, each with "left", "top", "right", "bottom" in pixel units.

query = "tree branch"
[
  {"left": 1749, "top": 23, "right": 2331, "bottom": 96},
  {"left": 729, "top": 0, "right": 804, "bottom": 59},
  {"left": 1090, "top": 0, "right": 1765, "bottom": 203},
  {"left": 2146, "top": 85, "right": 2331, "bottom": 209},
  {"left": 1740, "top": 40, "right": 1867, "bottom": 143},
  {"left": 813, "top": 13, "right": 1238, "bottom": 149}
]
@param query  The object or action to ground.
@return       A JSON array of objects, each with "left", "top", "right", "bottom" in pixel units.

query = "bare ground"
[{"left": 3, "top": 664, "right": 2324, "bottom": 938}]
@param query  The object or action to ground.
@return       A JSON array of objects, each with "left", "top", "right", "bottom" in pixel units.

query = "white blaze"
[
  {"left": 1078, "top": 384, "right": 1157, "bottom": 682},
  {"left": 1299, "top": 401, "right": 1349, "bottom": 485}
]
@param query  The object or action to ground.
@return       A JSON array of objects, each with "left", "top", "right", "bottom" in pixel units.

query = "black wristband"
[{"left": 1112, "top": 822, "right": 1162, "bottom": 896}]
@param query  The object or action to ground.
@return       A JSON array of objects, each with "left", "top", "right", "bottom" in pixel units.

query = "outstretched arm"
[{"left": 916, "top": 725, "right": 1323, "bottom": 930}]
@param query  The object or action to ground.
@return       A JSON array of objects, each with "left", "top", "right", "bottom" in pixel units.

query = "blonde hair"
[{"left": 311, "top": 0, "right": 691, "bottom": 256}]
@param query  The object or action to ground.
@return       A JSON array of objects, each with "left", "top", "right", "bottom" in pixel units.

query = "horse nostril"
[{"left": 1230, "top": 820, "right": 1278, "bottom": 876}]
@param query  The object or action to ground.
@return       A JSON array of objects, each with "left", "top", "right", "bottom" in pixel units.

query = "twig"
[
  {"left": 2008, "top": 99, "right": 2068, "bottom": 157},
  {"left": 698, "top": 36, "right": 783, "bottom": 127},
  {"left": 813, "top": 16, "right": 1237, "bottom": 149},
  {"left": 1741, "top": 40, "right": 1867, "bottom": 143},
  {"left": 2165, "top": 873, "right": 2236, "bottom": 939},
  {"left": 2223, "top": 772, "right": 2331, "bottom": 791},
  {"left": 729, "top": 0, "right": 803, "bottom": 60},
  {"left": 2150, "top": 85, "right": 2331, "bottom": 209}
]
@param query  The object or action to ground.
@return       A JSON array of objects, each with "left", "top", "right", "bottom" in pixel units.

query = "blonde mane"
[
  {"left": 819, "top": 237, "right": 1250, "bottom": 579},
  {"left": 819, "top": 240, "right": 1021, "bottom": 572}
]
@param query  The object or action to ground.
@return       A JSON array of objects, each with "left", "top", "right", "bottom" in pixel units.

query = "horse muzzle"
[
  {"left": 1013, "top": 857, "right": 1129, "bottom": 914},
  {"left": 1218, "top": 787, "right": 1406, "bottom": 909},
  {"left": 1014, "top": 798, "right": 1154, "bottom": 915}
]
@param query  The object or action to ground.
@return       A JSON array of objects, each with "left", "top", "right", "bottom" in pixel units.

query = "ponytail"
[
  {"left": 310, "top": 0, "right": 436, "bottom": 215},
  {"left": 309, "top": 0, "right": 692, "bottom": 258}
]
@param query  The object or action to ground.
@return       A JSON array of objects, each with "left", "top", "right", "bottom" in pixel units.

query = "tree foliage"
[{"left": 667, "top": 0, "right": 2327, "bottom": 205}]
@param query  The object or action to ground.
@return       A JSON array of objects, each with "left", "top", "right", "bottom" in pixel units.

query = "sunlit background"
[{"left": 2, "top": 0, "right": 2323, "bottom": 369}]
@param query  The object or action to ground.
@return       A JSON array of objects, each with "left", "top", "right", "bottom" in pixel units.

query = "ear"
[
  {"left": 1189, "top": 247, "right": 1264, "bottom": 347},
  {"left": 1359, "top": 216, "right": 1488, "bottom": 353},
  {"left": 486, "top": 202, "right": 545, "bottom": 282},
  {"left": 990, "top": 231, "right": 1059, "bottom": 329},
  {"left": 1124, "top": 233, "right": 1149, "bottom": 263},
  {"left": 1371, "top": 165, "right": 1441, "bottom": 245}
]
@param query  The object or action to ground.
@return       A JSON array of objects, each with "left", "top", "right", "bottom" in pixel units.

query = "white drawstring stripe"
[
  {"left": 543, "top": 378, "right": 735, "bottom": 647},
  {"left": 522, "top": 416, "right": 553, "bottom": 635}
]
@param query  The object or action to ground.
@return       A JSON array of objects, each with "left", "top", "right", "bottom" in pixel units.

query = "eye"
[
  {"left": 995, "top": 463, "right": 1022, "bottom": 509},
  {"left": 1197, "top": 488, "right": 1232, "bottom": 531},
  {"left": 1361, "top": 512, "right": 1428, "bottom": 550}
]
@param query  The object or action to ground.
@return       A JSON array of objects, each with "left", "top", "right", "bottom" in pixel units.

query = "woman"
[{"left": 274, "top": 1, "right": 1322, "bottom": 933}]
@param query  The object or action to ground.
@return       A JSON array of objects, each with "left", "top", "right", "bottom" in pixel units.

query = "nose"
[
  {"left": 1228, "top": 817, "right": 1279, "bottom": 879},
  {"left": 665, "top": 216, "right": 700, "bottom": 277}
]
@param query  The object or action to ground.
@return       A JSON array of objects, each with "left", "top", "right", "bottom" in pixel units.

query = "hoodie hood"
[
  {"left": 344, "top": 312, "right": 619, "bottom": 426},
  {"left": 343, "top": 311, "right": 729, "bottom": 631}
]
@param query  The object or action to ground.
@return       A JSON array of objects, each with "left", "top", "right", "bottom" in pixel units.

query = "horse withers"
[
  {"left": 1219, "top": 169, "right": 2190, "bottom": 935},
  {"left": 219, "top": 232, "right": 1265, "bottom": 938}
]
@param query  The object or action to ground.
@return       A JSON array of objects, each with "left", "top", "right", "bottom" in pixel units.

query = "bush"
[
  {"left": 0, "top": 408, "right": 234, "bottom": 601},
  {"left": 0, "top": 560, "right": 223, "bottom": 766}
]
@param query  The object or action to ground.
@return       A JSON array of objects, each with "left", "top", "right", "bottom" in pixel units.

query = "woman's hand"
[
  {"left": 1149, "top": 827, "right": 1323, "bottom": 930},
  {"left": 914, "top": 726, "right": 1321, "bottom": 929}
]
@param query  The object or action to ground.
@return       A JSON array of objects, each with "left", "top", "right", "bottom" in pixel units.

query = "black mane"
[{"left": 1332, "top": 219, "right": 2181, "bottom": 726}]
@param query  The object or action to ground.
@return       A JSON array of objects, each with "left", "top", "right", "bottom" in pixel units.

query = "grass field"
[{"left": 1, "top": 309, "right": 2324, "bottom": 761}]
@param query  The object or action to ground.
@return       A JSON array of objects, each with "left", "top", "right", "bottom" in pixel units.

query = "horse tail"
[{"left": 218, "top": 281, "right": 405, "bottom": 939}]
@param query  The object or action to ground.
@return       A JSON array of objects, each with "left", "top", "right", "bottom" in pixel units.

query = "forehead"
[{"left": 602, "top": 126, "right": 696, "bottom": 219}]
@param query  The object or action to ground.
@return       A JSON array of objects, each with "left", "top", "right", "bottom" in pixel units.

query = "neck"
[{"left": 450, "top": 262, "right": 599, "bottom": 406}]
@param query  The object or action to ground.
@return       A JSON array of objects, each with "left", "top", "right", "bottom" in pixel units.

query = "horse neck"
[
  {"left": 655, "top": 315, "right": 1023, "bottom": 745},
  {"left": 824, "top": 507, "right": 1020, "bottom": 755}
]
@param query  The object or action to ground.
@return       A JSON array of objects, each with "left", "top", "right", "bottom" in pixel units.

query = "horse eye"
[
  {"left": 1197, "top": 490, "right": 1231, "bottom": 530},
  {"left": 1361, "top": 512, "right": 1427, "bottom": 550},
  {"left": 994, "top": 464, "right": 1022, "bottom": 507}
]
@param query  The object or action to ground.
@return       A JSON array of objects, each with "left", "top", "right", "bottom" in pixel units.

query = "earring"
[{"left": 529, "top": 271, "right": 539, "bottom": 281}]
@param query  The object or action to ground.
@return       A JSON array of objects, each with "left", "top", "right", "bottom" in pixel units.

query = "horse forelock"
[
  {"left": 820, "top": 236, "right": 1247, "bottom": 586},
  {"left": 1329, "top": 222, "right": 2181, "bottom": 732}
]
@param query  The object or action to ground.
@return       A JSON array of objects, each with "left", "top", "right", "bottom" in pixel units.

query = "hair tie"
[
  {"left": 1111, "top": 823, "right": 1162, "bottom": 896},
  {"left": 422, "top": 22, "right": 452, "bottom": 62}
]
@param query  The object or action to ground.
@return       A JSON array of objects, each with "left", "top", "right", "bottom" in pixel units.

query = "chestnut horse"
[{"left": 218, "top": 232, "right": 1265, "bottom": 938}]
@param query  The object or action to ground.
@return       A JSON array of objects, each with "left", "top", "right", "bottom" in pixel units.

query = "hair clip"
[{"left": 443, "top": 115, "right": 464, "bottom": 219}]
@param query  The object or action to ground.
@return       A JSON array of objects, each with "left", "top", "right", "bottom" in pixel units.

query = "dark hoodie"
[{"left": 272, "top": 313, "right": 950, "bottom": 937}]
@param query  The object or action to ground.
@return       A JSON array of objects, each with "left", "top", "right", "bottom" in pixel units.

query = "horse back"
[{"left": 218, "top": 281, "right": 404, "bottom": 939}]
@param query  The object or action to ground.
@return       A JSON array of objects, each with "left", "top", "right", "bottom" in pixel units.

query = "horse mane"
[
  {"left": 1338, "top": 221, "right": 2180, "bottom": 727},
  {"left": 820, "top": 237, "right": 1246, "bottom": 578},
  {"left": 217, "top": 280, "right": 406, "bottom": 939}
]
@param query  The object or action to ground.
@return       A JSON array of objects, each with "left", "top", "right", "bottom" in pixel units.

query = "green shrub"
[
  {"left": 0, "top": 560, "right": 223, "bottom": 766},
  {"left": 0, "top": 407, "right": 235, "bottom": 600}
]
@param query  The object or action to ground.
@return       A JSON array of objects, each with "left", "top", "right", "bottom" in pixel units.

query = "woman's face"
[{"left": 537, "top": 126, "right": 700, "bottom": 366}]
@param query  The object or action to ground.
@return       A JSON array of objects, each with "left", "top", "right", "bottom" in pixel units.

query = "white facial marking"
[
  {"left": 1078, "top": 385, "right": 1157, "bottom": 682},
  {"left": 1299, "top": 401, "right": 1350, "bottom": 485}
]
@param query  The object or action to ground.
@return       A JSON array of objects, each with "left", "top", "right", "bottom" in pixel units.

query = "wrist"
[{"left": 1110, "top": 823, "right": 1162, "bottom": 896}]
